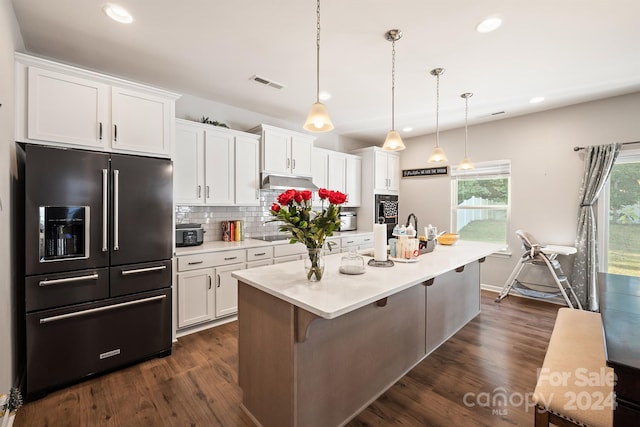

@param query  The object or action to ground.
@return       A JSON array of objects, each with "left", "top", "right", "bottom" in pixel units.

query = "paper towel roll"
[{"left": 373, "top": 223, "right": 387, "bottom": 262}]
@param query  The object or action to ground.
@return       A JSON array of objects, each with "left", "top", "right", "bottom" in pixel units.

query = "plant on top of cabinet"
[{"left": 200, "top": 116, "right": 229, "bottom": 128}]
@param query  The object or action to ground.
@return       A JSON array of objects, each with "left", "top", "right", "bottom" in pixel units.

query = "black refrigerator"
[{"left": 17, "top": 143, "right": 173, "bottom": 400}]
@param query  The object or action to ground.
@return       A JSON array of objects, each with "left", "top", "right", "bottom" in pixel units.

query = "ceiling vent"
[{"left": 249, "top": 75, "right": 286, "bottom": 90}]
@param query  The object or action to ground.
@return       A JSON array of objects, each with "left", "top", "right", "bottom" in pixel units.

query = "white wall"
[
  {"left": 399, "top": 92, "right": 640, "bottom": 288},
  {"left": 176, "top": 93, "right": 367, "bottom": 152},
  {"left": 0, "top": 0, "right": 24, "bottom": 393}
]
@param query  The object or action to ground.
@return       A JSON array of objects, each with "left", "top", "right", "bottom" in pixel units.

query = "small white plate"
[{"left": 389, "top": 256, "right": 419, "bottom": 263}]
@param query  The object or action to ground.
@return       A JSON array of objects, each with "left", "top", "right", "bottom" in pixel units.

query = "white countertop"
[
  {"left": 173, "top": 230, "right": 373, "bottom": 256},
  {"left": 232, "top": 241, "right": 502, "bottom": 320}
]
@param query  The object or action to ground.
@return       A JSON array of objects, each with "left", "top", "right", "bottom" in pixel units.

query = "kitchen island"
[{"left": 232, "top": 241, "right": 502, "bottom": 427}]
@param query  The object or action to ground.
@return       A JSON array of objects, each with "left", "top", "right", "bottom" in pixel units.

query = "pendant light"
[
  {"left": 458, "top": 92, "right": 474, "bottom": 171},
  {"left": 428, "top": 68, "right": 448, "bottom": 163},
  {"left": 303, "top": 0, "right": 334, "bottom": 132},
  {"left": 381, "top": 29, "right": 405, "bottom": 151}
]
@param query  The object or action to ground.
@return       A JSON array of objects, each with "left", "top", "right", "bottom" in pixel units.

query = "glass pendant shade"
[
  {"left": 303, "top": 102, "right": 334, "bottom": 132},
  {"left": 458, "top": 156, "right": 474, "bottom": 170},
  {"left": 428, "top": 68, "right": 447, "bottom": 163},
  {"left": 428, "top": 146, "right": 448, "bottom": 163},
  {"left": 382, "top": 130, "right": 405, "bottom": 151}
]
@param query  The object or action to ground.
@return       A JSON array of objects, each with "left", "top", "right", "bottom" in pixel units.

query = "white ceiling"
[{"left": 11, "top": 0, "right": 640, "bottom": 144}]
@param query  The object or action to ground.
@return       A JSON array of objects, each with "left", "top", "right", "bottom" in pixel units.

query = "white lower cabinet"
[
  {"left": 177, "top": 267, "right": 215, "bottom": 328},
  {"left": 215, "top": 263, "right": 245, "bottom": 318},
  {"left": 176, "top": 249, "right": 247, "bottom": 330}
]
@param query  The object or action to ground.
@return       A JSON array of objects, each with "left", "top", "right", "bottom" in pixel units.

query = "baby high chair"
[{"left": 495, "top": 230, "right": 583, "bottom": 309}]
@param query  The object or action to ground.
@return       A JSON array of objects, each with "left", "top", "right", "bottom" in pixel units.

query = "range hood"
[{"left": 261, "top": 174, "right": 318, "bottom": 191}]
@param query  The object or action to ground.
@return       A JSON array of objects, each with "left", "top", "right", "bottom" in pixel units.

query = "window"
[
  {"left": 598, "top": 150, "right": 640, "bottom": 277},
  {"left": 451, "top": 160, "right": 511, "bottom": 248}
]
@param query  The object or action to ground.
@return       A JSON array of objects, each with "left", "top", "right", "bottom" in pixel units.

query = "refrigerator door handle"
[
  {"left": 102, "top": 169, "right": 108, "bottom": 252},
  {"left": 121, "top": 265, "right": 167, "bottom": 276},
  {"left": 113, "top": 169, "right": 120, "bottom": 251},
  {"left": 39, "top": 273, "right": 100, "bottom": 287},
  {"left": 39, "top": 294, "right": 167, "bottom": 324}
]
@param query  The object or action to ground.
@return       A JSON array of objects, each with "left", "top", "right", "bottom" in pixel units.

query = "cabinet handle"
[
  {"left": 346, "top": 240, "right": 355, "bottom": 244},
  {"left": 39, "top": 294, "right": 166, "bottom": 324},
  {"left": 455, "top": 265, "right": 465, "bottom": 273},
  {"left": 224, "top": 256, "right": 237, "bottom": 261},
  {"left": 292, "top": 158, "right": 296, "bottom": 170},
  {"left": 188, "top": 260, "right": 204, "bottom": 265},
  {"left": 99, "top": 122, "right": 103, "bottom": 140},
  {"left": 113, "top": 124, "right": 118, "bottom": 141},
  {"left": 198, "top": 185, "right": 202, "bottom": 198},
  {"left": 206, "top": 185, "right": 210, "bottom": 198},
  {"left": 102, "top": 169, "right": 108, "bottom": 252},
  {"left": 254, "top": 252, "right": 266, "bottom": 256},
  {"left": 286, "top": 158, "right": 290, "bottom": 169},
  {"left": 121, "top": 265, "right": 167, "bottom": 276},
  {"left": 363, "top": 238, "right": 371, "bottom": 242},
  {"left": 208, "top": 275, "right": 212, "bottom": 290},
  {"left": 217, "top": 274, "right": 221, "bottom": 288},
  {"left": 39, "top": 273, "right": 99, "bottom": 287},
  {"left": 113, "top": 169, "right": 120, "bottom": 251}
]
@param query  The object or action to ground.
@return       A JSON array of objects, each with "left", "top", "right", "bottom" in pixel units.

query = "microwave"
[{"left": 338, "top": 212, "right": 357, "bottom": 231}]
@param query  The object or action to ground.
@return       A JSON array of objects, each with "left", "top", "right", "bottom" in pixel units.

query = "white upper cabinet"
[
  {"left": 26, "top": 67, "right": 109, "bottom": 149},
  {"left": 373, "top": 149, "right": 400, "bottom": 193},
  {"left": 16, "top": 53, "right": 179, "bottom": 157},
  {"left": 327, "top": 153, "right": 346, "bottom": 194},
  {"left": 205, "top": 128, "right": 235, "bottom": 205},
  {"left": 252, "top": 124, "right": 314, "bottom": 177},
  {"left": 174, "top": 124, "right": 205, "bottom": 205},
  {"left": 174, "top": 119, "right": 260, "bottom": 206},
  {"left": 311, "top": 148, "right": 361, "bottom": 207},
  {"left": 345, "top": 155, "right": 362, "bottom": 207},
  {"left": 111, "top": 87, "right": 173, "bottom": 156}
]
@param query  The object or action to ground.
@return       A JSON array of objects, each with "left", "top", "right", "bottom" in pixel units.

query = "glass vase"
[{"left": 304, "top": 248, "right": 325, "bottom": 281}]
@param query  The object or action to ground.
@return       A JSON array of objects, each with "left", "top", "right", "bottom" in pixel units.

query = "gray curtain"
[{"left": 571, "top": 143, "right": 621, "bottom": 311}]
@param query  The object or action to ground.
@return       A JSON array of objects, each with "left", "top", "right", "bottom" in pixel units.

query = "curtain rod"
[{"left": 573, "top": 141, "right": 640, "bottom": 151}]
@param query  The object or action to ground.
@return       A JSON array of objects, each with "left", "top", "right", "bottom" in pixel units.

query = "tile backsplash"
[{"left": 175, "top": 190, "right": 283, "bottom": 242}]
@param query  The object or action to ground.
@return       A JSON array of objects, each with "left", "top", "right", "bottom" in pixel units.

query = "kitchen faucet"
[{"left": 406, "top": 213, "right": 418, "bottom": 237}]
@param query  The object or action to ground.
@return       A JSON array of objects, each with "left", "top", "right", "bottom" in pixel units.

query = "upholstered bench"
[{"left": 533, "top": 308, "right": 614, "bottom": 427}]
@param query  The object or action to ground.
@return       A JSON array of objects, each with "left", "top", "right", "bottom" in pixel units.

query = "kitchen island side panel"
[
  {"left": 295, "top": 283, "right": 427, "bottom": 427},
  {"left": 238, "top": 282, "right": 296, "bottom": 427}
]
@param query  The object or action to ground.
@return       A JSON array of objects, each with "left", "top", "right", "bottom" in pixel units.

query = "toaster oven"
[{"left": 176, "top": 223, "right": 204, "bottom": 247}]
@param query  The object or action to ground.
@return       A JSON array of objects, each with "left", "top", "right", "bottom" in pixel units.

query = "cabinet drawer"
[
  {"left": 273, "top": 255, "right": 301, "bottom": 264},
  {"left": 177, "top": 250, "right": 246, "bottom": 271},
  {"left": 247, "top": 246, "right": 273, "bottom": 262},
  {"left": 25, "top": 288, "right": 171, "bottom": 398},
  {"left": 110, "top": 260, "right": 172, "bottom": 297},
  {"left": 341, "top": 234, "right": 373, "bottom": 247},
  {"left": 25, "top": 267, "right": 109, "bottom": 312},
  {"left": 247, "top": 259, "right": 273, "bottom": 269},
  {"left": 273, "top": 243, "right": 306, "bottom": 258}
]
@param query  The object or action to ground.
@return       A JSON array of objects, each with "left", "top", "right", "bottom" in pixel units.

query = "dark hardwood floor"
[{"left": 15, "top": 291, "right": 560, "bottom": 427}]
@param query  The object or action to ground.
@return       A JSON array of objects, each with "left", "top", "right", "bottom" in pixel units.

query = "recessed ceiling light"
[
  {"left": 529, "top": 96, "right": 545, "bottom": 104},
  {"left": 476, "top": 17, "right": 502, "bottom": 33},
  {"left": 103, "top": 3, "right": 134, "bottom": 24},
  {"left": 402, "top": 127, "right": 413, "bottom": 132},
  {"left": 319, "top": 91, "right": 332, "bottom": 101}
]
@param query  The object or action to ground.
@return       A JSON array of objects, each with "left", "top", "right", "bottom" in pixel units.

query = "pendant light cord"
[
  {"left": 315, "top": 0, "right": 321, "bottom": 102},
  {"left": 391, "top": 38, "right": 396, "bottom": 130},
  {"left": 464, "top": 95, "right": 468, "bottom": 156},
  {"left": 435, "top": 72, "right": 440, "bottom": 147}
]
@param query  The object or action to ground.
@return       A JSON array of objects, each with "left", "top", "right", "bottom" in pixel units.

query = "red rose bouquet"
[{"left": 269, "top": 188, "right": 348, "bottom": 280}]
